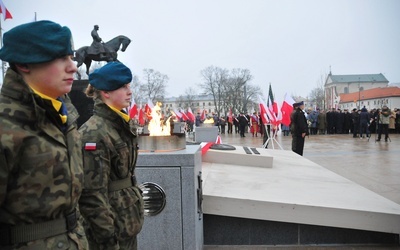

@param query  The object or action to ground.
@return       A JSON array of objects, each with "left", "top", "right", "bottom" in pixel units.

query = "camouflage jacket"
[
  {"left": 79, "top": 99, "right": 144, "bottom": 250},
  {"left": 0, "top": 69, "right": 88, "bottom": 249}
]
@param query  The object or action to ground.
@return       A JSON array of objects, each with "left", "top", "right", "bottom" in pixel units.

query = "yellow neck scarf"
[
  {"left": 31, "top": 88, "right": 67, "bottom": 124},
  {"left": 108, "top": 105, "right": 130, "bottom": 122}
]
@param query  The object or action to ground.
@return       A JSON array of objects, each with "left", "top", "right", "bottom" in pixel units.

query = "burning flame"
[
  {"left": 148, "top": 102, "right": 171, "bottom": 136},
  {"left": 204, "top": 117, "right": 214, "bottom": 124}
]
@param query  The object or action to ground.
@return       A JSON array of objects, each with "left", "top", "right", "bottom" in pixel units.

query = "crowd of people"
[
  {"left": 188, "top": 106, "right": 399, "bottom": 140},
  {"left": 191, "top": 111, "right": 268, "bottom": 138},
  {"left": 303, "top": 106, "right": 399, "bottom": 141}
]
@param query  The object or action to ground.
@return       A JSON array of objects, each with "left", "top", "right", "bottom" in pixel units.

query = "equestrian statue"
[{"left": 74, "top": 25, "right": 131, "bottom": 79}]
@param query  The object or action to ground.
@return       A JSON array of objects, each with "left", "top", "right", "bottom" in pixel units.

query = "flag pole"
[{"left": 262, "top": 124, "right": 283, "bottom": 150}]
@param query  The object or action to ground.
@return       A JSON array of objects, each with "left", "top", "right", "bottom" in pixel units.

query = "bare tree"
[
  {"left": 308, "top": 87, "right": 324, "bottom": 109},
  {"left": 200, "top": 66, "right": 228, "bottom": 116},
  {"left": 183, "top": 87, "right": 197, "bottom": 109},
  {"left": 200, "top": 66, "right": 259, "bottom": 116},
  {"left": 309, "top": 73, "right": 327, "bottom": 109},
  {"left": 222, "top": 68, "right": 253, "bottom": 114},
  {"left": 246, "top": 85, "right": 262, "bottom": 112},
  {"left": 130, "top": 75, "right": 142, "bottom": 105},
  {"left": 140, "top": 68, "right": 168, "bottom": 103}
]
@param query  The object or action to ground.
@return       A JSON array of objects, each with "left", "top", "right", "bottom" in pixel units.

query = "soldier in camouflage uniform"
[
  {"left": 0, "top": 21, "right": 88, "bottom": 249},
  {"left": 79, "top": 62, "right": 144, "bottom": 250}
]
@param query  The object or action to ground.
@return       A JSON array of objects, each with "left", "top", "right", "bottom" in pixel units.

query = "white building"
[
  {"left": 163, "top": 94, "right": 216, "bottom": 115},
  {"left": 338, "top": 86, "right": 400, "bottom": 110},
  {"left": 324, "top": 73, "right": 389, "bottom": 109}
]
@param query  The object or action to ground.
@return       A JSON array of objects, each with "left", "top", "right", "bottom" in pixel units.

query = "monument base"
[{"left": 194, "top": 126, "right": 218, "bottom": 143}]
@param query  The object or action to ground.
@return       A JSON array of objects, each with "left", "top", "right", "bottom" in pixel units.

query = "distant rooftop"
[
  {"left": 328, "top": 73, "right": 388, "bottom": 83},
  {"left": 339, "top": 86, "right": 400, "bottom": 103}
]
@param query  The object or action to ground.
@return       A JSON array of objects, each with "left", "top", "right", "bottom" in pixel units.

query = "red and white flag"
[
  {"left": 138, "top": 107, "right": 145, "bottom": 126},
  {"left": 172, "top": 108, "right": 183, "bottom": 120},
  {"left": 180, "top": 109, "right": 189, "bottom": 121},
  {"left": 275, "top": 100, "right": 283, "bottom": 125},
  {"left": 259, "top": 96, "right": 277, "bottom": 125},
  {"left": 200, "top": 109, "right": 206, "bottom": 120},
  {"left": 144, "top": 99, "right": 154, "bottom": 119},
  {"left": 128, "top": 96, "right": 138, "bottom": 119},
  {"left": 215, "top": 135, "right": 222, "bottom": 144},
  {"left": 0, "top": 0, "right": 12, "bottom": 21},
  {"left": 259, "top": 103, "right": 269, "bottom": 124},
  {"left": 281, "top": 93, "right": 295, "bottom": 126},
  {"left": 186, "top": 107, "right": 195, "bottom": 122},
  {"left": 84, "top": 142, "right": 96, "bottom": 151}
]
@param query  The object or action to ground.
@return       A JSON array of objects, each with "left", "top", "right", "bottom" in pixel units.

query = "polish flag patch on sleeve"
[{"left": 84, "top": 142, "right": 97, "bottom": 151}]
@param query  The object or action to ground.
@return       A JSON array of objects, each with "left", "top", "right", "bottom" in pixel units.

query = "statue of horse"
[{"left": 74, "top": 35, "right": 131, "bottom": 79}]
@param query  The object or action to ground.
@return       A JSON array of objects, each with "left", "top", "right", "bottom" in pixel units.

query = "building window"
[{"left": 344, "top": 87, "right": 349, "bottom": 94}]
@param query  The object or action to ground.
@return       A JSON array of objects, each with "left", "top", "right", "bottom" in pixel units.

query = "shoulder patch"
[{"left": 84, "top": 142, "right": 96, "bottom": 151}]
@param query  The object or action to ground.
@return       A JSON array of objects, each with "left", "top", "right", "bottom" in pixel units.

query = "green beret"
[
  {"left": 0, "top": 20, "right": 74, "bottom": 64},
  {"left": 89, "top": 62, "right": 132, "bottom": 91}
]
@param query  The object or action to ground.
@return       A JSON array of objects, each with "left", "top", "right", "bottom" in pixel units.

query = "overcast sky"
[{"left": 2, "top": 0, "right": 400, "bottom": 103}]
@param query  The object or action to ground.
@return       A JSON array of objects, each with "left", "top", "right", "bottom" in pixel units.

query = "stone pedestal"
[
  {"left": 194, "top": 126, "right": 218, "bottom": 143},
  {"left": 135, "top": 145, "right": 203, "bottom": 250}
]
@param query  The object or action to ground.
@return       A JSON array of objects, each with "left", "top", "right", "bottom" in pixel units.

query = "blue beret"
[
  {"left": 0, "top": 20, "right": 74, "bottom": 64},
  {"left": 89, "top": 62, "right": 132, "bottom": 91}
]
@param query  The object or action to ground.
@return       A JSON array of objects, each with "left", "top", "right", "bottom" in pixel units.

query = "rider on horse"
[{"left": 88, "top": 25, "right": 109, "bottom": 59}]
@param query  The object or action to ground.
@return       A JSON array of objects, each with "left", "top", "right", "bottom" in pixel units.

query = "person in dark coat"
[
  {"left": 335, "top": 109, "right": 344, "bottom": 134},
  {"left": 326, "top": 108, "right": 336, "bottom": 134},
  {"left": 238, "top": 113, "right": 248, "bottom": 137},
  {"left": 351, "top": 108, "right": 360, "bottom": 138},
  {"left": 343, "top": 109, "right": 352, "bottom": 134},
  {"left": 369, "top": 109, "right": 380, "bottom": 134},
  {"left": 290, "top": 101, "right": 309, "bottom": 156},
  {"left": 359, "top": 107, "right": 370, "bottom": 138}
]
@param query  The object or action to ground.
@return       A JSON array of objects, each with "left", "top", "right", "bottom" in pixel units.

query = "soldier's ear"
[
  {"left": 15, "top": 64, "right": 30, "bottom": 73},
  {"left": 100, "top": 90, "right": 110, "bottom": 99}
]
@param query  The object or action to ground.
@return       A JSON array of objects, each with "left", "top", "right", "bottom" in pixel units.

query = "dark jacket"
[
  {"left": 290, "top": 108, "right": 308, "bottom": 136},
  {"left": 359, "top": 109, "right": 370, "bottom": 126},
  {"left": 351, "top": 111, "right": 360, "bottom": 125},
  {"left": 238, "top": 114, "right": 248, "bottom": 126}
]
